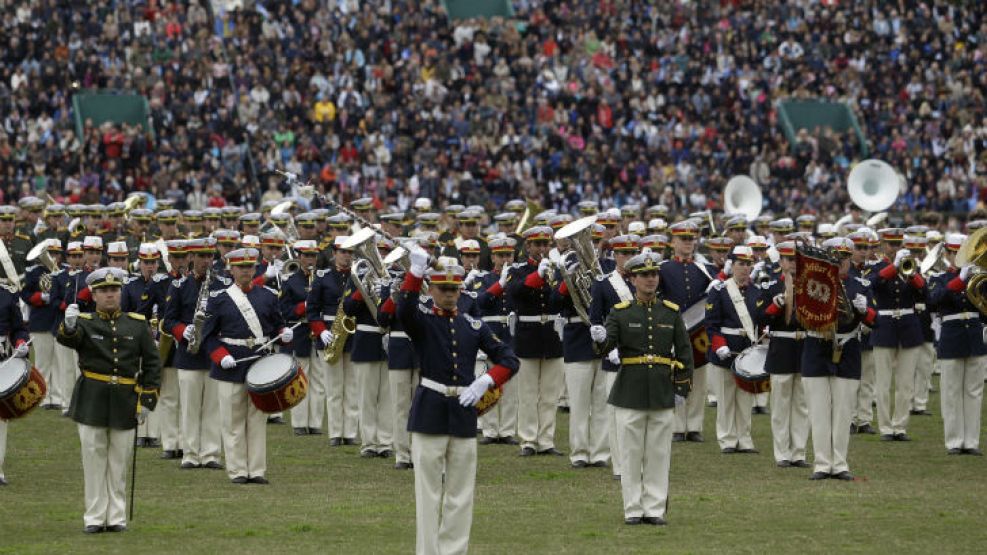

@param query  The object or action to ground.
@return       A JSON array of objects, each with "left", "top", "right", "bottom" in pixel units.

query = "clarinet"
[{"left": 186, "top": 264, "right": 212, "bottom": 355}]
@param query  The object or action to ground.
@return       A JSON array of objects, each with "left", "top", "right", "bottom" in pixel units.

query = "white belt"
[
  {"left": 420, "top": 377, "right": 465, "bottom": 397},
  {"left": 769, "top": 331, "right": 805, "bottom": 340},
  {"left": 915, "top": 303, "right": 926, "bottom": 311},
  {"left": 321, "top": 314, "right": 336, "bottom": 322},
  {"left": 567, "top": 316, "right": 586, "bottom": 324},
  {"left": 719, "top": 327, "right": 746, "bottom": 336},
  {"left": 389, "top": 331, "right": 410, "bottom": 339},
  {"left": 482, "top": 315, "right": 509, "bottom": 323},
  {"left": 356, "top": 324, "right": 383, "bottom": 334},
  {"left": 878, "top": 308, "right": 914, "bottom": 318},
  {"left": 807, "top": 331, "right": 857, "bottom": 341},
  {"left": 942, "top": 312, "right": 980, "bottom": 322},
  {"left": 221, "top": 336, "right": 270, "bottom": 347},
  {"left": 518, "top": 314, "right": 560, "bottom": 323}
]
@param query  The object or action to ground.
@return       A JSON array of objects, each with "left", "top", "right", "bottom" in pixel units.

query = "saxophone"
[
  {"left": 186, "top": 264, "right": 212, "bottom": 355},
  {"left": 324, "top": 301, "right": 356, "bottom": 364}
]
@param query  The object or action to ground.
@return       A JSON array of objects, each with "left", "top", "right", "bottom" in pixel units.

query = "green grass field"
[{"left": 1, "top": 376, "right": 985, "bottom": 554}]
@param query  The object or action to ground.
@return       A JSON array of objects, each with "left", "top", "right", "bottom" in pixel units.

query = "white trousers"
[
  {"left": 939, "top": 357, "right": 986, "bottom": 450},
  {"left": 713, "top": 365, "right": 754, "bottom": 450},
  {"left": 54, "top": 343, "right": 78, "bottom": 411},
  {"left": 412, "top": 433, "right": 476, "bottom": 555},
  {"left": 605, "top": 372, "right": 622, "bottom": 477},
  {"left": 217, "top": 380, "right": 267, "bottom": 479},
  {"left": 873, "top": 346, "right": 919, "bottom": 435},
  {"left": 517, "top": 357, "right": 564, "bottom": 451},
  {"left": 854, "top": 350, "right": 876, "bottom": 426},
  {"left": 354, "top": 360, "right": 393, "bottom": 453},
  {"left": 78, "top": 424, "right": 133, "bottom": 527},
  {"left": 324, "top": 351, "right": 359, "bottom": 439},
  {"left": 674, "top": 363, "right": 708, "bottom": 433},
  {"left": 177, "top": 369, "right": 221, "bottom": 465},
  {"left": 912, "top": 342, "right": 936, "bottom": 411},
  {"left": 564, "top": 359, "right": 610, "bottom": 464},
  {"left": 290, "top": 354, "right": 327, "bottom": 430},
  {"left": 769, "top": 374, "right": 808, "bottom": 463},
  {"left": 155, "top": 366, "right": 181, "bottom": 450},
  {"left": 615, "top": 406, "right": 673, "bottom": 519},
  {"left": 803, "top": 376, "right": 858, "bottom": 474},
  {"left": 389, "top": 368, "right": 420, "bottom": 464},
  {"left": 0, "top": 419, "right": 6, "bottom": 479},
  {"left": 479, "top": 363, "right": 518, "bottom": 440},
  {"left": 31, "top": 332, "right": 57, "bottom": 406}
]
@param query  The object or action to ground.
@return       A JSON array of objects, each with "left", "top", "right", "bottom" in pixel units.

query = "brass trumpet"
[{"left": 898, "top": 256, "right": 918, "bottom": 278}]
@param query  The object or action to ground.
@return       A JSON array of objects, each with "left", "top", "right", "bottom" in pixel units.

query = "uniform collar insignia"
[
  {"left": 96, "top": 309, "right": 122, "bottom": 320},
  {"left": 673, "top": 256, "right": 692, "bottom": 263},
  {"left": 433, "top": 306, "right": 458, "bottom": 317},
  {"left": 239, "top": 284, "right": 253, "bottom": 293}
]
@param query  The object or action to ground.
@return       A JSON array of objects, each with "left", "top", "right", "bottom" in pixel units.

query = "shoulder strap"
[
  {"left": 0, "top": 240, "right": 20, "bottom": 290},
  {"left": 607, "top": 272, "right": 634, "bottom": 303},
  {"left": 225, "top": 285, "right": 265, "bottom": 340},
  {"left": 724, "top": 279, "right": 756, "bottom": 341}
]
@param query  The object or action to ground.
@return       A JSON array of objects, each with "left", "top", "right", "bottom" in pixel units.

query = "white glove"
[
  {"left": 716, "top": 346, "right": 731, "bottom": 359},
  {"left": 723, "top": 259, "right": 733, "bottom": 276},
  {"left": 960, "top": 265, "right": 973, "bottom": 281},
  {"left": 320, "top": 329, "right": 334, "bottom": 346},
  {"left": 137, "top": 410, "right": 148, "bottom": 425},
  {"left": 852, "top": 293, "right": 868, "bottom": 314},
  {"left": 13, "top": 343, "right": 29, "bottom": 358},
  {"left": 264, "top": 263, "right": 279, "bottom": 279},
  {"left": 182, "top": 324, "right": 196, "bottom": 341},
  {"left": 459, "top": 373, "right": 494, "bottom": 407},
  {"left": 674, "top": 394, "right": 686, "bottom": 407},
  {"left": 893, "top": 248, "right": 909, "bottom": 268},
  {"left": 607, "top": 348, "right": 620, "bottom": 365},
  {"left": 465, "top": 268, "right": 481, "bottom": 286},
  {"left": 64, "top": 303, "right": 80, "bottom": 330},
  {"left": 40, "top": 292, "right": 50, "bottom": 304},
  {"left": 498, "top": 264, "right": 511, "bottom": 287},
  {"left": 537, "top": 258, "right": 551, "bottom": 278},
  {"left": 706, "top": 279, "right": 722, "bottom": 293},
  {"left": 590, "top": 324, "right": 607, "bottom": 343},
  {"left": 773, "top": 294, "right": 785, "bottom": 307},
  {"left": 408, "top": 245, "right": 429, "bottom": 277},
  {"left": 220, "top": 355, "right": 237, "bottom": 369},
  {"left": 280, "top": 327, "right": 294, "bottom": 343}
]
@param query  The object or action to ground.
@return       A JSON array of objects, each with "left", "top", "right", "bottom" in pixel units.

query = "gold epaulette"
[
  {"left": 15, "top": 232, "right": 30, "bottom": 240},
  {"left": 663, "top": 299, "right": 679, "bottom": 311},
  {"left": 127, "top": 312, "right": 146, "bottom": 321},
  {"left": 614, "top": 301, "right": 630, "bottom": 310},
  {"left": 79, "top": 313, "right": 93, "bottom": 320}
]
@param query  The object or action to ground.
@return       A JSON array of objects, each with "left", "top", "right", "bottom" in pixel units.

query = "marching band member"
[
  {"left": 928, "top": 234, "right": 985, "bottom": 456},
  {"left": 660, "top": 220, "right": 715, "bottom": 442},
  {"left": 154, "top": 240, "right": 190, "bottom": 460},
  {"left": 164, "top": 238, "right": 227, "bottom": 470},
  {"left": 706, "top": 246, "right": 761, "bottom": 454},
  {"left": 307, "top": 236, "right": 359, "bottom": 447},
  {"left": 593, "top": 252, "right": 693, "bottom": 525},
  {"left": 201, "top": 248, "right": 291, "bottom": 484},
  {"left": 848, "top": 229, "right": 878, "bottom": 434},
  {"left": 20, "top": 239, "right": 62, "bottom": 410},
  {"left": 0, "top": 276, "right": 31, "bottom": 485},
  {"left": 57, "top": 267, "right": 160, "bottom": 532},
  {"left": 443, "top": 210, "right": 491, "bottom": 271},
  {"left": 506, "top": 225, "right": 565, "bottom": 457},
  {"left": 396, "top": 244, "right": 519, "bottom": 555},
  {"left": 802, "top": 237, "right": 876, "bottom": 480},
  {"left": 903, "top": 230, "right": 935, "bottom": 416},
  {"left": 283, "top": 240, "right": 326, "bottom": 436},
  {"left": 755, "top": 241, "right": 810, "bottom": 468},
  {"left": 871, "top": 228, "right": 926, "bottom": 442},
  {"left": 49, "top": 240, "right": 95, "bottom": 415}
]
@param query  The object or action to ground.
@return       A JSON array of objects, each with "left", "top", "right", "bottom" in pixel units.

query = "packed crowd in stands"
[{"left": 1, "top": 0, "right": 986, "bottom": 225}]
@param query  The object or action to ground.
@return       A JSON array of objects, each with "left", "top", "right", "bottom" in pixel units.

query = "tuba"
[
  {"left": 26, "top": 240, "right": 59, "bottom": 292},
  {"left": 848, "top": 159, "right": 900, "bottom": 213},
  {"left": 956, "top": 228, "right": 987, "bottom": 313},
  {"left": 342, "top": 228, "right": 389, "bottom": 321},
  {"left": 723, "top": 175, "right": 763, "bottom": 221},
  {"left": 554, "top": 215, "right": 605, "bottom": 324}
]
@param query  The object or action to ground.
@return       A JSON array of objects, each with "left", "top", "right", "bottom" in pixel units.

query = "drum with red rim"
[
  {"left": 245, "top": 354, "right": 308, "bottom": 413},
  {"left": 0, "top": 358, "right": 47, "bottom": 420},
  {"left": 732, "top": 344, "right": 771, "bottom": 395}
]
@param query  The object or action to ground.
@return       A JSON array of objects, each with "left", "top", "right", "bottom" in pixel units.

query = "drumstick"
[
  {"left": 0, "top": 338, "right": 33, "bottom": 372},
  {"left": 232, "top": 322, "right": 304, "bottom": 363}
]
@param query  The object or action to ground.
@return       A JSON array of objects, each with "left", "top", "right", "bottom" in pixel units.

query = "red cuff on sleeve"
[
  {"left": 77, "top": 288, "right": 92, "bottom": 302},
  {"left": 878, "top": 264, "right": 897, "bottom": 280},
  {"left": 710, "top": 334, "right": 727, "bottom": 352},
  {"left": 486, "top": 281, "right": 504, "bottom": 296},
  {"left": 910, "top": 273, "right": 925, "bottom": 289},
  {"left": 28, "top": 292, "right": 44, "bottom": 307},
  {"left": 351, "top": 290, "right": 363, "bottom": 302},
  {"left": 765, "top": 302, "right": 781, "bottom": 317},
  {"left": 172, "top": 324, "right": 187, "bottom": 341},
  {"left": 15, "top": 339, "right": 26, "bottom": 348},
  {"left": 251, "top": 275, "right": 267, "bottom": 287},
  {"left": 401, "top": 273, "right": 424, "bottom": 292},
  {"left": 59, "top": 301, "right": 67, "bottom": 311},
  {"left": 380, "top": 297, "right": 396, "bottom": 315},
  {"left": 487, "top": 364, "right": 512, "bottom": 387},
  {"left": 863, "top": 307, "right": 877, "bottom": 326},
  {"left": 309, "top": 320, "right": 328, "bottom": 336},
  {"left": 210, "top": 347, "right": 231, "bottom": 366},
  {"left": 947, "top": 276, "right": 966, "bottom": 293},
  {"left": 559, "top": 281, "right": 569, "bottom": 296},
  {"left": 524, "top": 271, "right": 545, "bottom": 289},
  {"left": 294, "top": 302, "right": 306, "bottom": 317}
]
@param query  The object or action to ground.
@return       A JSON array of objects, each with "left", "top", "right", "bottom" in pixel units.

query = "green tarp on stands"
[
  {"left": 442, "top": 0, "right": 513, "bottom": 20},
  {"left": 72, "top": 91, "right": 153, "bottom": 139},
  {"left": 776, "top": 99, "right": 868, "bottom": 158}
]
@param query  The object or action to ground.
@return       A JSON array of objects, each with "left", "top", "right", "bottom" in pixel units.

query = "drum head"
[
  {"left": 0, "top": 358, "right": 30, "bottom": 396},
  {"left": 246, "top": 354, "right": 297, "bottom": 390},
  {"left": 733, "top": 345, "right": 769, "bottom": 379}
]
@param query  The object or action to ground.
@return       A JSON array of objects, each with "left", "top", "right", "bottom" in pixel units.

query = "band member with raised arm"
[
  {"left": 396, "top": 244, "right": 519, "bottom": 555},
  {"left": 593, "top": 252, "right": 693, "bottom": 526}
]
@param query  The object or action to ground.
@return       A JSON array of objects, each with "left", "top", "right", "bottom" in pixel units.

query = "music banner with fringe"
[{"left": 795, "top": 245, "right": 840, "bottom": 332}]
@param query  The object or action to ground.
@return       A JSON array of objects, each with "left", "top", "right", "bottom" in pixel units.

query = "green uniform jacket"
[
  {"left": 57, "top": 310, "right": 162, "bottom": 430},
  {"left": 10, "top": 227, "right": 35, "bottom": 277},
  {"left": 600, "top": 297, "right": 694, "bottom": 411}
]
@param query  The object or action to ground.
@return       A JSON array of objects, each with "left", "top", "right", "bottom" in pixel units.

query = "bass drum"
[
  {"left": 245, "top": 354, "right": 308, "bottom": 413},
  {"left": 731, "top": 344, "right": 771, "bottom": 395},
  {"left": 0, "top": 357, "right": 47, "bottom": 420}
]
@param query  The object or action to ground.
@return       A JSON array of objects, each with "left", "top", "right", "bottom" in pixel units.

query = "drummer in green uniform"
[
  {"left": 57, "top": 267, "right": 161, "bottom": 534},
  {"left": 591, "top": 252, "right": 693, "bottom": 526}
]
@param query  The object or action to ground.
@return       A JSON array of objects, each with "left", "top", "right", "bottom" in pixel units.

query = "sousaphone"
[
  {"left": 847, "top": 159, "right": 900, "bottom": 213},
  {"left": 723, "top": 175, "right": 763, "bottom": 221}
]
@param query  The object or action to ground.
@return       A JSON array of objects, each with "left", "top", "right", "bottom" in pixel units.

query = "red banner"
[
  {"left": 795, "top": 247, "right": 840, "bottom": 332},
  {"left": 690, "top": 327, "right": 709, "bottom": 367}
]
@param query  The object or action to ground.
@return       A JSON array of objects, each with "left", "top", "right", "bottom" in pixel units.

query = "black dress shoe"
[
  {"left": 671, "top": 433, "right": 685, "bottom": 442},
  {"left": 809, "top": 472, "right": 829, "bottom": 481},
  {"left": 893, "top": 433, "right": 911, "bottom": 442},
  {"left": 293, "top": 427, "right": 308, "bottom": 436},
  {"left": 791, "top": 460, "right": 811, "bottom": 468},
  {"left": 831, "top": 471, "right": 854, "bottom": 481},
  {"left": 499, "top": 437, "right": 519, "bottom": 445},
  {"left": 203, "top": 461, "right": 224, "bottom": 470},
  {"left": 685, "top": 432, "right": 704, "bottom": 443},
  {"left": 248, "top": 476, "right": 269, "bottom": 484},
  {"left": 308, "top": 428, "right": 324, "bottom": 435},
  {"left": 479, "top": 437, "right": 498, "bottom": 445},
  {"left": 519, "top": 447, "right": 536, "bottom": 457},
  {"left": 737, "top": 448, "right": 759, "bottom": 454},
  {"left": 145, "top": 438, "right": 161, "bottom": 448},
  {"left": 343, "top": 438, "right": 358, "bottom": 446},
  {"left": 0, "top": 477, "right": 7, "bottom": 486},
  {"left": 856, "top": 423, "right": 876, "bottom": 435},
  {"left": 394, "top": 462, "right": 412, "bottom": 470},
  {"left": 642, "top": 516, "right": 667, "bottom": 526},
  {"left": 176, "top": 449, "right": 184, "bottom": 457},
  {"left": 624, "top": 517, "right": 643, "bottom": 525},
  {"left": 880, "top": 434, "right": 895, "bottom": 442},
  {"left": 160, "top": 450, "right": 179, "bottom": 460},
  {"left": 378, "top": 450, "right": 393, "bottom": 459},
  {"left": 537, "top": 448, "right": 564, "bottom": 456},
  {"left": 752, "top": 406, "right": 768, "bottom": 415},
  {"left": 105, "top": 524, "right": 128, "bottom": 532},
  {"left": 721, "top": 447, "right": 737, "bottom": 454},
  {"left": 910, "top": 409, "right": 932, "bottom": 416},
  {"left": 947, "top": 448, "right": 963, "bottom": 455},
  {"left": 849, "top": 423, "right": 858, "bottom": 434},
  {"left": 180, "top": 461, "right": 200, "bottom": 469},
  {"left": 590, "top": 461, "right": 609, "bottom": 468},
  {"left": 134, "top": 437, "right": 147, "bottom": 448},
  {"left": 964, "top": 448, "right": 984, "bottom": 456},
  {"left": 267, "top": 416, "right": 285, "bottom": 424},
  {"left": 329, "top": 437, "right": 343, "bottom": 447},
  {"left": 360, "top": 450, "right": 377, "bottom": 458},
  {"left": 776, "top": 460, "right": 792, "bottom": 468},
  {"left": 571, "top": 460, "right": 588, "bottom": 469},
  {"left": 231, "top": 476, "right": 249, "bottom": 484},
  {"left": 83, "top": 525, "right": 104, "bottom": 534},
  {"left": 707, "top": 400, "right": 718, "bottom": 408}
]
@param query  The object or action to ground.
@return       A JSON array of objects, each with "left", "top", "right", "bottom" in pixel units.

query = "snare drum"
[
  {"left": 245, "top": 354, "right": 308, "bottom": 413},
  {"left": 0, "top": 358, "right": 47, "bottom": 420},
  {"left": 731, "top": 344, "right": 771, "bottom": 395}
]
